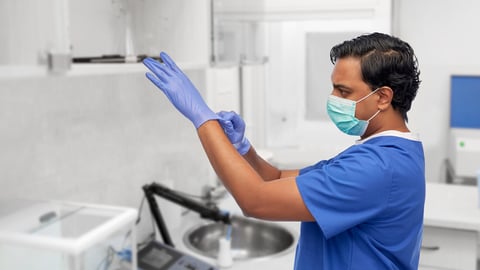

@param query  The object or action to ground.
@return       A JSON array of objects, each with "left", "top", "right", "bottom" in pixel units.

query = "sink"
[{"left": 183, "top": 215, "right": 295, "bottom": 261}]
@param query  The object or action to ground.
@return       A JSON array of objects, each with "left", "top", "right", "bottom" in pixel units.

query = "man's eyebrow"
[{"left": 332, "top": 84, "right": 352, "bottom": 90}]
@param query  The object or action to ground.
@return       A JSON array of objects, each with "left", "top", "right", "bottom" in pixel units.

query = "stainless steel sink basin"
[{"left": 183, "top": 216, "right": 295, "bottom": 261}]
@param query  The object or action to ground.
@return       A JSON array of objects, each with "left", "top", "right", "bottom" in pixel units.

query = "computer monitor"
[{"left": 450, "top": 75, "right": 480, "bottom": 129}]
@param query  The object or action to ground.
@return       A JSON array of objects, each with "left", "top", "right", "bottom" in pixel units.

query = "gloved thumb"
[
  {"left": 217, "top": 111, "right": 235, "bottom": 121},
  {"left": 218, "top": 118, "right": 234, "bottom": 134}
]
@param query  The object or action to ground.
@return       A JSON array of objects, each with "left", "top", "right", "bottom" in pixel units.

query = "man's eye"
[{"left": 339, "top": 90, "right": 348, "bottom": 96}]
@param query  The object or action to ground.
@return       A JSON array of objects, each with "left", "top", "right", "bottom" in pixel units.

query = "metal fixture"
[
  {"left": 142, "top": 182, "right": 231, "bottom": 247},
  {"left": 183, "top": 215, "right": 295, "bottom": 261}
]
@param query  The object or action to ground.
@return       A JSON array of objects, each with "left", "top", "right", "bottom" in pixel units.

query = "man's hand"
[
  {"left": 143, "top": 52, "right": 219, "bottom": 128},
  {"left": 217, "top": 111, "right": 251, "bottom": 155}
]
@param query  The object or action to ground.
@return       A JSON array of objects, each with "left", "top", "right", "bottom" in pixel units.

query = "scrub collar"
[{"left": 356, "top": 130, "right": 420, "bottom": 144}]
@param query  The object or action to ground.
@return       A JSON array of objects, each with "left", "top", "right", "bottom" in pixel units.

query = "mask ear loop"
[
  {"left": 356, "top": 87, "right": 381, "bottom": 103},
  {"left": 367, "top": 109, "right": 381, "bottom": 121},
  {"left": 358, "top": 87, "right": 382, "bottom": 122}
]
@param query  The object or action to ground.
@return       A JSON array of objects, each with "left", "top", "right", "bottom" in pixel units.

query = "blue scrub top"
[{"left": 294, "top": 133, "right": 425, "bottom": 270}]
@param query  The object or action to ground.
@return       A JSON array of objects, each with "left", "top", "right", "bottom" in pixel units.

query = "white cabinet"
[
  {"left": 0, "top": 0, "right": 70, "bottom": 66},
  {"left": 0, "top": 0, "right": 212, "bottom": 71},
  {"left": 126, "top": 0, "right": 211, "bottom": 66},
  {"left": 423, "top": 183, "right": 480, "bottom": 270},
  {"left": 419, "top": 226, "right": 477, "bottom": 270},
  {"left": 70, "top": 0, "right": 211, "bottom": 65}
]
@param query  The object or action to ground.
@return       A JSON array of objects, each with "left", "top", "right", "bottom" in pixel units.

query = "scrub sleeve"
[{"left": 296, "top": 145, "right": 393, "bottom": 238}]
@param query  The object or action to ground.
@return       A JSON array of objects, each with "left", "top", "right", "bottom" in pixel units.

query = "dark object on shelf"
[{"left": 73, "top": 54, "right": 162, "bottom": 64}]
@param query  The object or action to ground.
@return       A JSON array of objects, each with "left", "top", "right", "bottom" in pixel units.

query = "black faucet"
[{"left": 142, "top": 182, "right": 231, "bottom": 247}]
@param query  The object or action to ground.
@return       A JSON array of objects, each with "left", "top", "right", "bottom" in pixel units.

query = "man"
[{"left": 143, "top": 32, "right": 424, "bottom": 269}]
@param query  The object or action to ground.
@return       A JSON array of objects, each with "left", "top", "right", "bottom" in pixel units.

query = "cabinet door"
[{"left": 419, "top": 226, "right": 477, "bottom": 270}]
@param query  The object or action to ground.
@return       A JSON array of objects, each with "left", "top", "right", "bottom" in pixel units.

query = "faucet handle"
[{"left": 203, "top": 184, "right": 227, "bottom": 203}]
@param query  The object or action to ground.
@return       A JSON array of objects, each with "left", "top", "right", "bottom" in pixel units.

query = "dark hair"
[{"left": 330, "top": 32, "right": 421, "bottom": 122}]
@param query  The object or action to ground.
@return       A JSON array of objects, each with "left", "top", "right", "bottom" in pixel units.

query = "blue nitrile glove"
[
  {"left": 217, "top": 111, "right": 251, "bottom": 155},
  {"left": 143, "top": 52, "right": 219, "bottom": 128}
]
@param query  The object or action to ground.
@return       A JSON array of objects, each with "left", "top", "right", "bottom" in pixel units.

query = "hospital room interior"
[{"left": 1, "top": 0, "right": 480, "bottom": 269}]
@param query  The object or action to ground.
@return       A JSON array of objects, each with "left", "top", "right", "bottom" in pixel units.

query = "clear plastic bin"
[{"left": 0, "top": 199, "right": 137, "bottom": 270}]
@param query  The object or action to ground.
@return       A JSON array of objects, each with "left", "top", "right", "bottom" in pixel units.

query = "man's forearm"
[
  {"left": 197, "top": 120, "right": 311, "bottom": 221},
  {"left": 197, "top": 120, "right": 264, "bottom": 201},
  {"left": 242, "top": 147, "right": 299, "bottom": 181}
]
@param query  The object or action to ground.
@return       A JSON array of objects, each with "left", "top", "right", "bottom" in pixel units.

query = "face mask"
[{"left": 326, "top": 88, "right": 381, "bottom": 136}]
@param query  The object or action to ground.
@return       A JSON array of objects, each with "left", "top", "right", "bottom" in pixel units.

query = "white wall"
[
  {"left": 393, "top": 0, "right": 480, "bottom": 183},
  {"left": 0, "top": 69, "right": 214, "bottom": 241},
  {"left": 0, "top": 0, "right": 214, "bottom": 243}
]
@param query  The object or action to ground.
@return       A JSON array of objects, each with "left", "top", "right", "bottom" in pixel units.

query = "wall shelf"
[{"left": 0, "top": 62, "right": 208, "bottom": 80}]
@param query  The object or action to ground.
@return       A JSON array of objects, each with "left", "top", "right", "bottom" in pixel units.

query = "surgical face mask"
[{"left": 326, "top": 88, "right": 381, "bottom": 136}]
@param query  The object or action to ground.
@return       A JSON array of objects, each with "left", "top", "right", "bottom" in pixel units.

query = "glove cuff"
[{"left": 193, "top": 110, "right": 221, "bottom": 129}]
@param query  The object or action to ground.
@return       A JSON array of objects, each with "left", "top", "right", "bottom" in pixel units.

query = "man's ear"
[{"left": 377, "top": 86, "right": 393, "bottom": 110}]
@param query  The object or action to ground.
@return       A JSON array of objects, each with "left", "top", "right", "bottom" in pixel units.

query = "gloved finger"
[
  {"left": 160, "top": 52, "right": 181, "bottom": 73},
  {"left": 217, "top": 111, "right": 227, "bottom": 118},
  {"left": 230, "top": 113, "right": 245, "bottom": 128},
  {"left": 221, "top": 120, "right": 234, "bottom": 132},
  {"left": 145, "top": 67, "right": 171, "bottom": 85},
  {"left": 217, "top": 111, "right": 235, "bottom": 121},
  {"left": 218, "top": 117, "right": 231, "bottom": 126},
  {"left": 217, "top": 111, "right": 230, "bottom": 120},
  {"left": 219, "top": 123, "right": 234, "bottom": 138},
  {"left": 143, "top": 57, "right": 163, "bottom": 71},
  {"left": 145, "top": 72, "right": 167, "bottom": 91},
  {"left": 143, "top": 59, "right": 166, "bottom": 79},
  {"left": 143, "top": 58, "right": 173, "bottom": 79}
]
